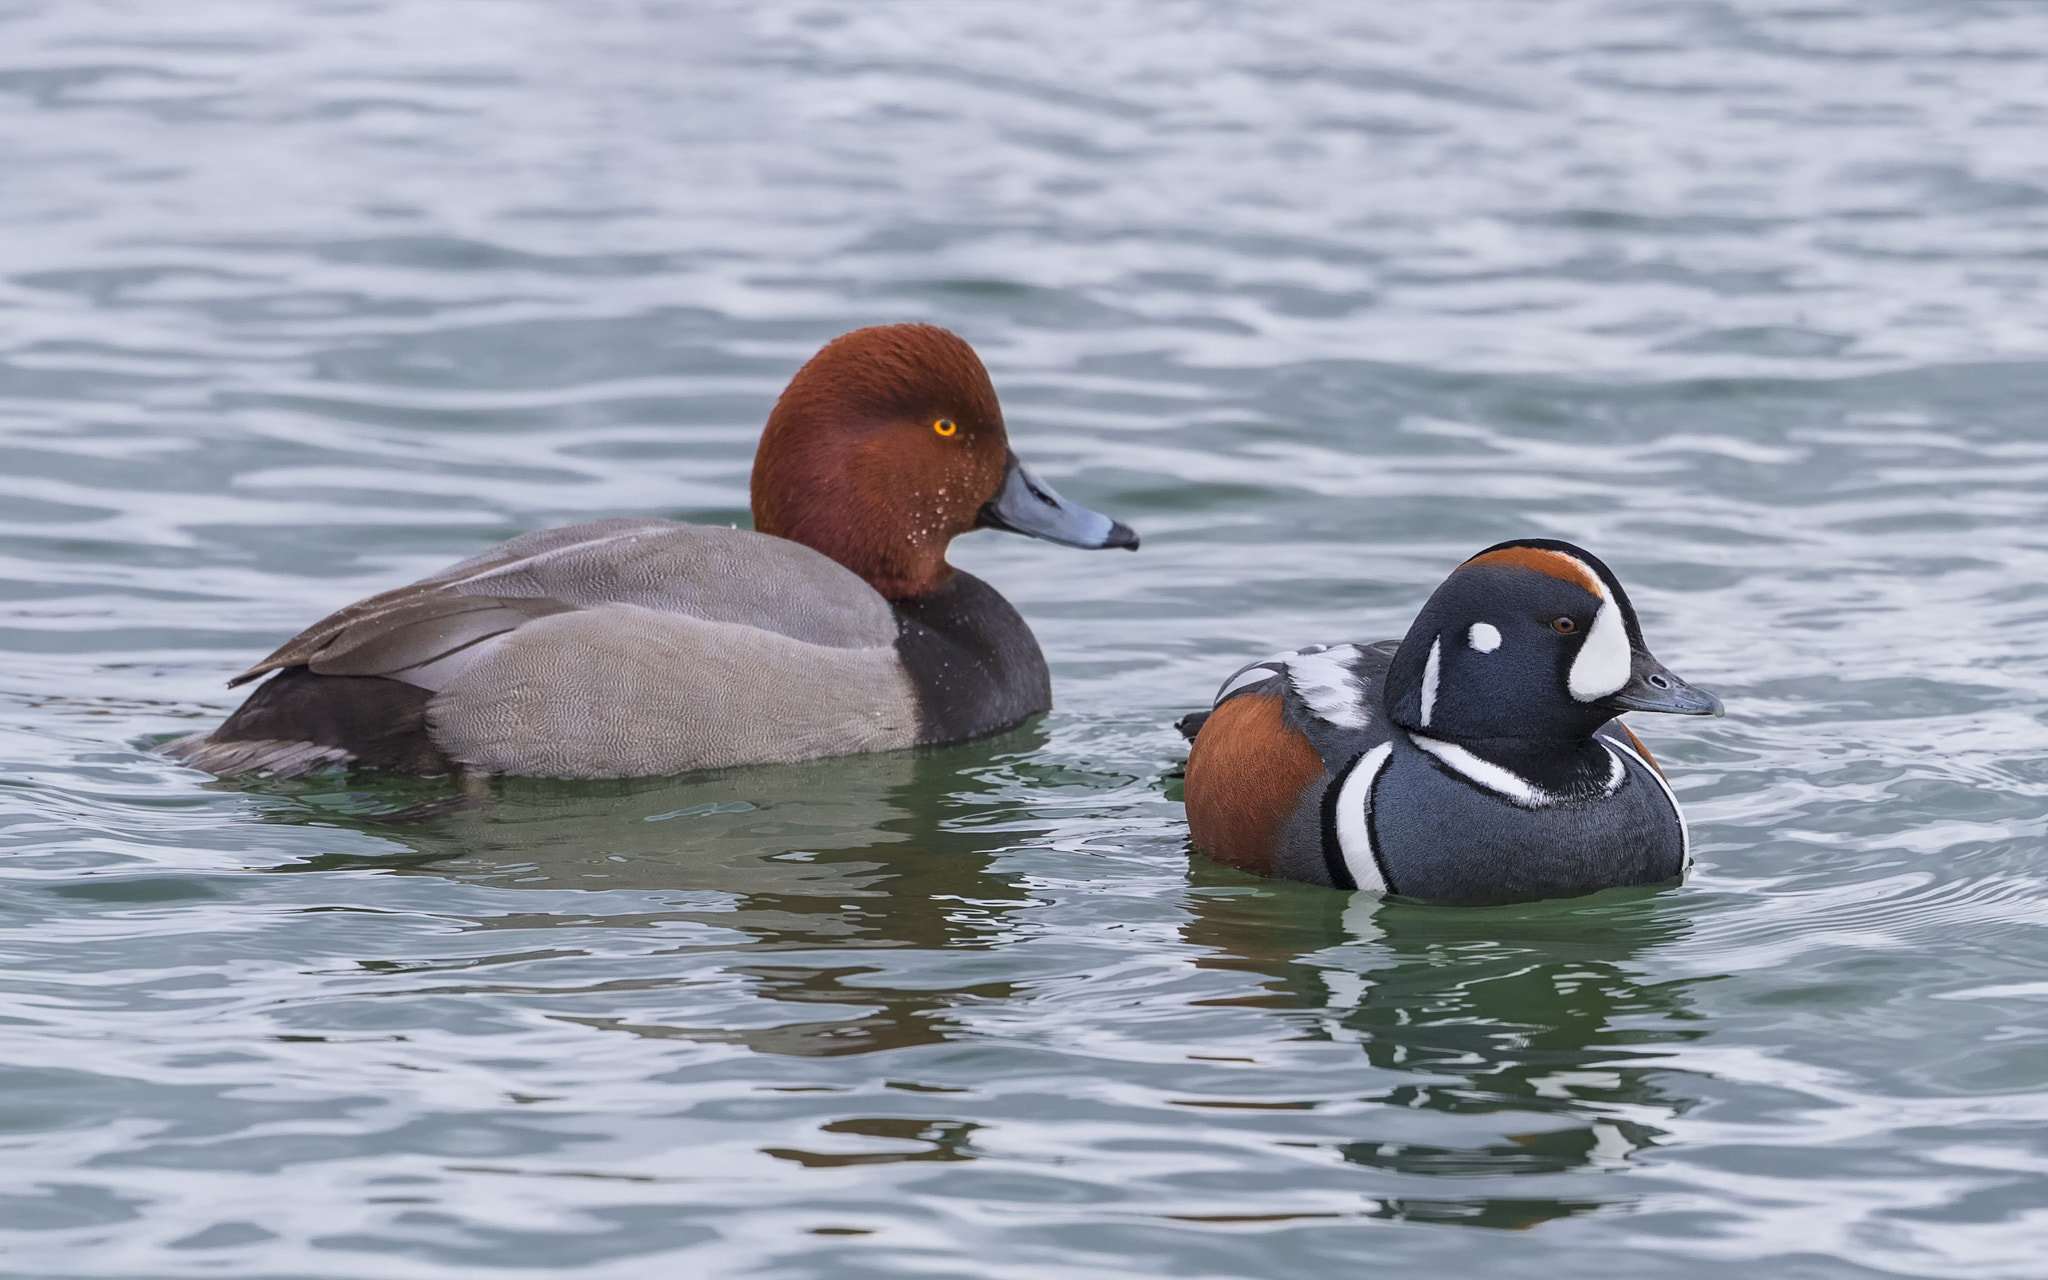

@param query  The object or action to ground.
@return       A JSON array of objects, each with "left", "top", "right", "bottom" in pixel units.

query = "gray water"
[{"left": 3, "top": 2, "right": 2047, "bottom": 1276}]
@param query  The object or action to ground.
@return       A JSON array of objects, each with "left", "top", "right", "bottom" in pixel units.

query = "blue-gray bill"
[
  {"left": 978, "top": 453, "right": 1140, "bottom": 550},
  {"left": 1606, "top": 656, "right": 1723, "bottom": 717}
]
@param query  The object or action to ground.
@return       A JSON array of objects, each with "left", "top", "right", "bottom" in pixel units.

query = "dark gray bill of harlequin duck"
[{"left": 1176, "top": 539, "right": 1723, "bottom": 904}]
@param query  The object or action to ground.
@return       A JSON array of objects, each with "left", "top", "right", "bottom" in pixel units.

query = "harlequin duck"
[
  {"left": 1176, "top": 539, "right": 1721, "bottom": 903},
  {"left": 164, "top": 324, "right": 1138, "bottom": 781}
]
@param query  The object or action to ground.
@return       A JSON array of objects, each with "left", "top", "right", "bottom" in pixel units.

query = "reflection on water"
[
  {"left": 260, "top": 732, "right": 1044, "bottom": 1059},
  {"left": 1186, "top": 867, "right": 1701, "bottom": 1230},
  {"left": 243, "top": 765, "right": 1716, "bottom": 1232}
]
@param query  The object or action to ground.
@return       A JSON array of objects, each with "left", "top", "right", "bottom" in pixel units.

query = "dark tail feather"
[
  {"left": 163, "top": 667, "right": 453, "bottom": 778},
  {"left": 162, "top": 733, "right": 355, "bottom": 778},
  {"left": 1175, "top": 710, "right": 1210, "bottom": 741}
]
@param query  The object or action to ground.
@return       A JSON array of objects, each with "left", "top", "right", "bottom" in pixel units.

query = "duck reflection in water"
[
  {"left": 1181, "top": 860, "right": 1706, "bottom": 1231},
  {"left": 261, "top": 728, "right": 1049, "bottom": 1059}
]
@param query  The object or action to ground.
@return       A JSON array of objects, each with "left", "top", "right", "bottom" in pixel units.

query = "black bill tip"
[{"left": 980, "top": 453, "right": 1140, "bottom": 552}]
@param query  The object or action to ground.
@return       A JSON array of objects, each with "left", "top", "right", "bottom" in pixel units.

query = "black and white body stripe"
[{"left": 1180, "top": 538, "right": 1715, "bottom": 903}]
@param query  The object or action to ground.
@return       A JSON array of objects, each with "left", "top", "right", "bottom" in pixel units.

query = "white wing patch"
[
  {"left": 1285, "top": 644, "right": 1369, "bottom": 730},
  {"left": 1332, "top": 743, "right": 1393, "bottom": 895}
]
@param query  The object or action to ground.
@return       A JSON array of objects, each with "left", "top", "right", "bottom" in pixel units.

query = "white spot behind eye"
[{"left": 1468, "top": 622, "right": 1501, "bottom": 653}]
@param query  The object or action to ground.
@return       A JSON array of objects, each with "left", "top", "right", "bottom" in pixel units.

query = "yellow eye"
[{"left": 933, "top": 418, "right": 957, "bottom": 437}]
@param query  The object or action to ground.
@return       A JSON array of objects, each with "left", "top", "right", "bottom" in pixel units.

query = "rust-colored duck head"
[{"left": 750, "top": 323, "right": 1138, "bottom": 600}]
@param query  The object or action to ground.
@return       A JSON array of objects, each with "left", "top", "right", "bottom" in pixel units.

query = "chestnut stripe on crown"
[{"left": 1462, "top": 546, "right": 1604, "bottom": 598}]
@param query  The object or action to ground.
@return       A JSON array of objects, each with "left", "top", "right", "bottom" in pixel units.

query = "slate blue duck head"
[{"left": 1385, "top": 538, "right": 1721, "bottom": 743}]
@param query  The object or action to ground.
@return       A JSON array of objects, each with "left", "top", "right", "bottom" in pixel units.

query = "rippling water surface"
[{"left": 4, "top": 2, "right": 2048, "bottom": 1275}]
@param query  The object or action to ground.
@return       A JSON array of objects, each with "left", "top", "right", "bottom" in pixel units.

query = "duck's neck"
[
  {"left": 751, "top": 459, "right": 956, "bottom": 600},
  {"left": 890, "top": 570, "right": 1050, "bottom": 744},
  {"left": 781, "top": 498, "right": 954, "bottom": 600},
  {"left": 1415, "top": 732, "right": 1619, "bottom": 799}
]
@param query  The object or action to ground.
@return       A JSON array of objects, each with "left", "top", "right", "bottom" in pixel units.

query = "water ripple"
[{"left": 2, "top": 0, "right": 2047, "bottom": 1276}]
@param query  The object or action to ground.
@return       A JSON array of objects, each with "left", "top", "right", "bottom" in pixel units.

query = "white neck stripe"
[
  {"left": 1408, "top": 733, "right": 1551, "bottom": 807},
  {"left": 1408, "top": 733, "right": 1632, "bottom": 809}
]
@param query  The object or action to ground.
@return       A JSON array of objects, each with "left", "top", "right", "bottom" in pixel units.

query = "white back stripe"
[{"left": 1332, "top": 743, "right": 1393, "bottom": 895}]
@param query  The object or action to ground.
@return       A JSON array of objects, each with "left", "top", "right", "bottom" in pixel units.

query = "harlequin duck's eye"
[
  {"left": 1550, "top": 616, "right": 1577, "bottom": 635},
  {"left": 933, "top": 418, "right": 957, "bottom": 437}
]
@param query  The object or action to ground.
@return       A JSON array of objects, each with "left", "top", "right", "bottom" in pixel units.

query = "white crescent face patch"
[
  {"left": 1569, "top": 596, "right": 1631, "bottom": 702},
  {"left": 1464, "top": 545, "right": 1634, "bottom": 705}
]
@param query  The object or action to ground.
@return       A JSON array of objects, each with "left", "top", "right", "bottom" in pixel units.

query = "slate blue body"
[
  {"left": 1356, "top": 728, "right": 1684, "bottom": 899},
  {"left": 1179, "top": 540, "right": 1720, "bottom": 904},
  {"left": 1223, "top": 644, "right": 1687, "bottom": 899}
]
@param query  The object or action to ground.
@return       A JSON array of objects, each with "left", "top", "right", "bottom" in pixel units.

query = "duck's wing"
[
  {"left": 1185, "top": 639, "right": 1397, "bottom": 770},
  {"left": 231, "top": 519, "right": 900, "bottom": 691},
  {"left": 1179, "top": 639, "right": 1395, "bottom": 880}
]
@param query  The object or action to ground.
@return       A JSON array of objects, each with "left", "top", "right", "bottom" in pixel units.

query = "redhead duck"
[
  {"left": 1176, "top": 540, "right": 1720, "bottom": 903},
  {"left": 166, "top": 323, "right": 1138, "bottom": 780}
]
